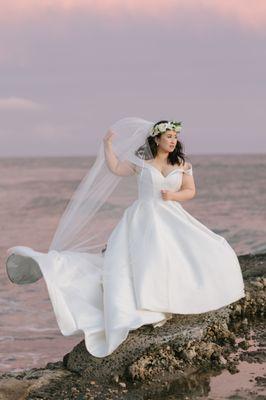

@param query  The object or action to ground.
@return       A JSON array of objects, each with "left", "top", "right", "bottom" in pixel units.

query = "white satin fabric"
[{"left": 7, "top": 162, "right": 245, "bottom": 357}]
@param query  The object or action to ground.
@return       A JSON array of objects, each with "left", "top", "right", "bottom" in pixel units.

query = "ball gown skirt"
[{"left": 6, "top": 162, "right": 245, "bottom": 357}]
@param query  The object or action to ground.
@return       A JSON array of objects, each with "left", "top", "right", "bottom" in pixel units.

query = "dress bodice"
[{"left": 136, "top": 162, "right": 193, "bottom": 201}]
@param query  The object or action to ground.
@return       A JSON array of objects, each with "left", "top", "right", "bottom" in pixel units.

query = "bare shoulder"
[
  {"left": 181, "top": 161, "right": 193, "bottom": 178},
  {"left": 182, "top": 161, "right": 192, "bottom": 170}
]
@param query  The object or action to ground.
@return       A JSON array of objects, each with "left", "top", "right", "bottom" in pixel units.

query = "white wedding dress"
[{"left": 6, "top": 161, "right": 245, "bottom": 357}]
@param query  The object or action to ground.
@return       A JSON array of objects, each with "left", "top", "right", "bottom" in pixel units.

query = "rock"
[
  {"left": 237, "top": 340, "right": 250, "bottom": 350},
  {"left": 239, "top": 350, "right": 266, "bottom": 364},
  {"left": 219, "top": 355, "right": 227, "bottom": 365},
  {"left": 255, "top": 375, "right": 266, "bottom": 386},
  {"left": 250, "top": 280, "right": 264, "bottom": 289},
  {"left": 0, "top": 378, "right": 31, "bottom": 400},
  {"left": 0, "top": 369, "right": 71, "bottom": 400},
  {"left": 182, "top": 348, "right": 197, "bottom": 360},
  {"left": 233, "top": 304, "right": 243, "bottom": 316},
  {"left": 112, "top": 374, "right": 119, "bottom": 383}
]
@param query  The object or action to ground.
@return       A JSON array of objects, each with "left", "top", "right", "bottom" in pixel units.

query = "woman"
[{"left": 6, "top": 117, "right": 245, "bottom": 357}]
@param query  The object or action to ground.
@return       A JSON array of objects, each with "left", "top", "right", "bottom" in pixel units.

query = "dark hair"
[{"left": 135, "top": 120, "right": 187, "bottom": 166}]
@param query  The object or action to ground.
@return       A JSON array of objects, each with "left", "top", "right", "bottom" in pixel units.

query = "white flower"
[
  {"left": 161, "top": 123, "right": 168, "bottom": 132},
  {"left": 149, "top": 120, "right": 182, "bottom": 137}
]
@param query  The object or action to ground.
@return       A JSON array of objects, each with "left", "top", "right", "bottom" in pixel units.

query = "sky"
[{"left": 0, "top": 0, "right": 265, "bottom": 156}]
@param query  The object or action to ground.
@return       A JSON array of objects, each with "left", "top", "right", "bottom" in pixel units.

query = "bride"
[{"left": 6, "top": 117, "right": 245, "bottom": 357}]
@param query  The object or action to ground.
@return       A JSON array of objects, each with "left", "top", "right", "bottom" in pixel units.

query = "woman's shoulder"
[
  {"left": 184, "top": 160, "right": 192, "bottom": 169},
  {"left": 181, "top": 160, "right": 193, "bottom": 175}
]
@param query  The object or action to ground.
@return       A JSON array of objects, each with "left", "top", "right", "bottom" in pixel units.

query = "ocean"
[{"left": 0, "top": 154, "right": 265, "bottom": 372}]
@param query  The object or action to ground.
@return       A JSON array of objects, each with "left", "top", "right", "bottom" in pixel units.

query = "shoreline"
[{"left": 0, "top": 252, "right": 265, "bottom": 399}]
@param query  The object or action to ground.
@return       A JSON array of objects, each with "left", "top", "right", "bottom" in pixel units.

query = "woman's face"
[{"left": 156, "top": 130, "right": 178, "bottom": 152}]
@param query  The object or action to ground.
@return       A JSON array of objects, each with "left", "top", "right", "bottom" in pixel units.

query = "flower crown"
[{"left": 149, "top": 120, "right": 182, "bottom": 137}]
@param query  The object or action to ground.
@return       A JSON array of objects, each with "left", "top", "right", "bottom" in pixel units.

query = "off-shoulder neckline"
[{"left": 143, "top": 161, "right": 190, "bottom": 178}]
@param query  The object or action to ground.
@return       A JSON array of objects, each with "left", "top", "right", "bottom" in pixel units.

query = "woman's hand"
[
  {"left": 161, "top": 189, "right": 175, "bottom": 201},
  {"left": 103, "top": 129, "right": 116, "bottom": 146}
]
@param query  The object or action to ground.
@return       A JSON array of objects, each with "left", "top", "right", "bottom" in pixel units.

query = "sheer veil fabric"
[
  {"left": 6, "top": 117, "right": 156, "bottom": 266},
  {"left": 5, "top": 117, "right": 245, "bottom": 357}
]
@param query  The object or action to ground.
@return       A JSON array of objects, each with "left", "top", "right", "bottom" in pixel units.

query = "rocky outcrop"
[{"left": 0, "top": 252, "right": 265, "bottom": 400}]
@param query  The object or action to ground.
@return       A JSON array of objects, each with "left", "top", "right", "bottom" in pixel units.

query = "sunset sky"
[{"left": 0, "top": 0, "right": 265, "bottom": 156}]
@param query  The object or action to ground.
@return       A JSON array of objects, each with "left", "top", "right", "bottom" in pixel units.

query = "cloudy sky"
[{"left": 0, "top": 0, "right": 265, "bottom": 156}]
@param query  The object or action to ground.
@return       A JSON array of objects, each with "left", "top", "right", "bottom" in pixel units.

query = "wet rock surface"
[{"left": 0, "top": 252, "right": 265, "bottom": 400}]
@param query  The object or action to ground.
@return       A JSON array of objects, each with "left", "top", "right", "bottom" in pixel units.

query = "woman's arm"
[
  {"left": 103, "top": 130, "right": 136, "bottom": 176},
  {"left": 172, "top": 172, "right": 196, "bottom": 201},
  {"left": 161, "top": 164, "right": 196, "bottom": 202}
]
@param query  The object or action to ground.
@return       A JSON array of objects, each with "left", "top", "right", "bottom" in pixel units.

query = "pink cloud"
[
  {"left": 1, "top": 0, "right": 266, "bottom": 31},
  {"left": 0, "top": 97, "right": 42, "bottom": 111}
]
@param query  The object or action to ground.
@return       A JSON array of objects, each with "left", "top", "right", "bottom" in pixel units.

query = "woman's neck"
[{"left": 155, "top": 149, "right": 169, "bottom": 164}]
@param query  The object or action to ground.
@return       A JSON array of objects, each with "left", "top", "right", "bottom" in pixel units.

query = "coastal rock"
[{"left": 0, "top": 366, "right": 70, "bottom": 400}]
